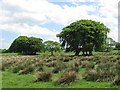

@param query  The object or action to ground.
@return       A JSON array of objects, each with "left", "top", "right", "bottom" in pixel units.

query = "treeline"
[
  {"left": 1, "top": 19, "right": 120, "bottom": 55},
  {"left": 1, "top": 36, "right": 119, "bottom": 55},
  {"left": 8, "top": 36, "right": 61, "bottom": 55}
]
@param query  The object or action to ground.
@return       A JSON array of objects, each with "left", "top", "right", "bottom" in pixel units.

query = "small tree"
[
  {"left": 44, "top": 40, "right": 61, "bottom": 55},
  {"left": 106, "top": 37, "right": 116, "bottom": 51},
  {"left": 9, "top": 36, "right": 43, "bottom": 55}
]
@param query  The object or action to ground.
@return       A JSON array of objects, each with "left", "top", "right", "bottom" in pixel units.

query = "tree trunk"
[
  {"left": 89, "top": 51, "right": 93, "bottom": 56},
  {"left": 82, "top": 51, "right": 85, "bottom": 56},
  {"left": 86, "top": 51, "right": 88, "bottom": 55},
  {"left": 75, "top": 48, "right": 80, "bottom": 56}
]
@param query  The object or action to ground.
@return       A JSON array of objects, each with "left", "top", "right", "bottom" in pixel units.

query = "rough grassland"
[
  {"left": 1, "top": 51, "right": 120, "bottom": 88},
  {"left": 2, "top": 71, "right": 119, "bottom": 88}
]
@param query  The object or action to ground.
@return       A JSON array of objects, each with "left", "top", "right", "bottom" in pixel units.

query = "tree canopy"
[
  {"left": 9, "top": 36, "right": 43, "bottom": 55},
  {"left": 57, "top": 19, "right": 109, "bottom": 55},
  {"left": 44, "top": 40, "right": 61, "bottom": 55},
  {"left": 115, "top": 42, "right": 120, "bottom": 50}
]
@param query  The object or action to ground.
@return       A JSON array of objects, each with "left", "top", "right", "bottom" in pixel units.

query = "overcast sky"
[{"left": 0, "top": 0, "right": 119, "bottom": 49}]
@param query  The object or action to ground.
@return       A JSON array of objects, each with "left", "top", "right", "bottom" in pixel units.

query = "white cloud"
[
  {"left": 0, "top": 0, "right": 119, "bottom": 48},
  {"left": 0, "top": 23, "right": 59, "bottom": 41}
]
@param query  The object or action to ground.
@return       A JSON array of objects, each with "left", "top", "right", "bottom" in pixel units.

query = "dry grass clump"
[
  {"left": 84, "top": 69, "right": 98, "bottom": 81},
  {"left": 1, "top": 54, "right": 120, "bottom": 86},
  {"left": 35, "top": 71, "right": 52, "bottom": 82},
  {"left": 46, "top": 61, "right": 58, "bottom": 67},
  {"left": 19, "top": 66, "right": 34, "bottom": 74},
  {"left": 52, "top": 62, "right": 66, "bottom": 73},
  {"left": 63, "top": 57, "right": 72, "bottom": 62},
  {"left": 112, "top": 75, "right": 120, "bottom": 85},
  {"left": 54, "top": 71, "right": 78, "bottom": 85},
  {"left": 81, "top": 61, "right": 94, "bottom": 69},
  {"left": 66, "top": 62, "right": 79, "bottom": 72},
  {"left": 84, "top": 59, "right": 120, "bottom": 82}
]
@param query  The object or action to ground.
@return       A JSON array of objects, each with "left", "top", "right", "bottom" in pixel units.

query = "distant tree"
[
  {"left": 44, "top": 40, "right": 61, "bottom": 55},
  {"left": 0, "top": 49, "right": 9, "bottom": 53},
  {"left": 57, "top": 19, "right": 109, "bottom": 56},
  {"left": 106, "top": 37, "right": 116, "bottom": 51},
  {"left": 9, "top": 36, "right": 43, "bottom": 55},
  {"left": 115, "top": 42, "right": 120, "bottom": 50}
]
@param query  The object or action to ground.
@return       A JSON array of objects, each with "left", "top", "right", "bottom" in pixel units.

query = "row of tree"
[
  {"left": 9, "top": 36, "right": 61, "bottom": 55},
  {"left": 8, "top": 19, "right": 120, "bottom": 55}
]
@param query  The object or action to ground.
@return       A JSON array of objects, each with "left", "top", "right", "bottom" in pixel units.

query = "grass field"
[
  {"left": 1, "top": 51, "right": 120, "bottom": 88},
  {"left": 2, "top": 71, "right": 118, "bottom": 88}
]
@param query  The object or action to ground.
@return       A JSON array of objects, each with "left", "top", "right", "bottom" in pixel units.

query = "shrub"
[
  {"left": 95, "top": 62, "right": 112, "bottom": 73},
  {"left": 94, "top": 62, "right": 115, "bottom": 81},
  {"left": 52, "top": 67, "right": 60, "bottom": 73},
  {"left": 11, "top": 65, "right": 22, "bottom": 73},
  {"left": 34, "top": 61, "right": 44, "bottom": 66},
  {"left": 46, "top": 61, "right": 57, "bottom": 67},
  {"left": 34, "top": 66, "right": 43, "bottom": 72},
  {"left": 19, "top": 66, "right": 33, "bottom": 74},
  {"left": 84, "top": 69, "right": 98, "bottom": 81},
  {"left": 55, "top": 71, "right": 77, "bottom": 85},
  {"left": 109, "top": 62, "right": 120, "bottom": 77},
  {"left": 85, "top": 62, "right": 115, "bottom": 82},
  {"left": 2, "top": 61, "right": 14, "bottom": 71},
  {"left": 66, "top": 63, "right": 79, "bottom": 72},
  {"left": 97, "top": 70, "right": 114, "bottom": 81},
  {"left": 81, "top": 61, "right": 94, "bottom": 69},
  {"left": 112, "top": 75, "right": 120, "bottom": 85},
  {"left": 52, "top": 62, "right": 66, "bottom": 73},
  {"left": 35, "top": 71, "right": 52, "bottom": 82}
]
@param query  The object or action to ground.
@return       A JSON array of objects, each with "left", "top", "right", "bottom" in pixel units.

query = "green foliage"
[
  {"left": 9, "top": 36, "right": 43, "bottom": 55},
  {"left": 11, "top": 65, "right": 23, "bottom": 73},
  {"left": 105, "top": 37, "right": 116, "bottom": 52},
  {"left": 44, "top": 40, "right": 61, "bottom": 55},
  {"left": 115, "top": 42, "right": 120, "bottom": 50},
  {"left": 0, "top": 49, "right": 9, "bottom": 53},
  {"left": 57, "top": 19, "right": 109, "bottom": 55}
]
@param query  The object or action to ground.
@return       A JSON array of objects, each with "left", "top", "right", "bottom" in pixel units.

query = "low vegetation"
[{"left": 1, "top": 51, "right": 120, "bottom": 88}]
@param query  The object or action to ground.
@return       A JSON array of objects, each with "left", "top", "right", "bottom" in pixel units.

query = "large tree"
[
  {"left": 57, "top": 19, "right": 109, "bottom": 56},
  {"left": 9, "top": 36, "right": 43, "bottom": 54},
  {"left": 44, "top": 40, "right": 61, "bottom": 55}
]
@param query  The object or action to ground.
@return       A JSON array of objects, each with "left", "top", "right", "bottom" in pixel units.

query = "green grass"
[
  {"left": 0, "top": 71, "right": 2, "bottom": 89},
  {"left": 1, "top": 49, "right": 120, "bottom": 56},
  {"left": 1, "top": 51, "right": 120, "bottom": 88},
  {"left": 2, "top": 71, "right": 120, "bottom": 88},
  {"left": 0, "top": 51, "right": 74, "bottom": 56},
  {"left": 0, "top": 53, "right": 19, "bottom": 56}
]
